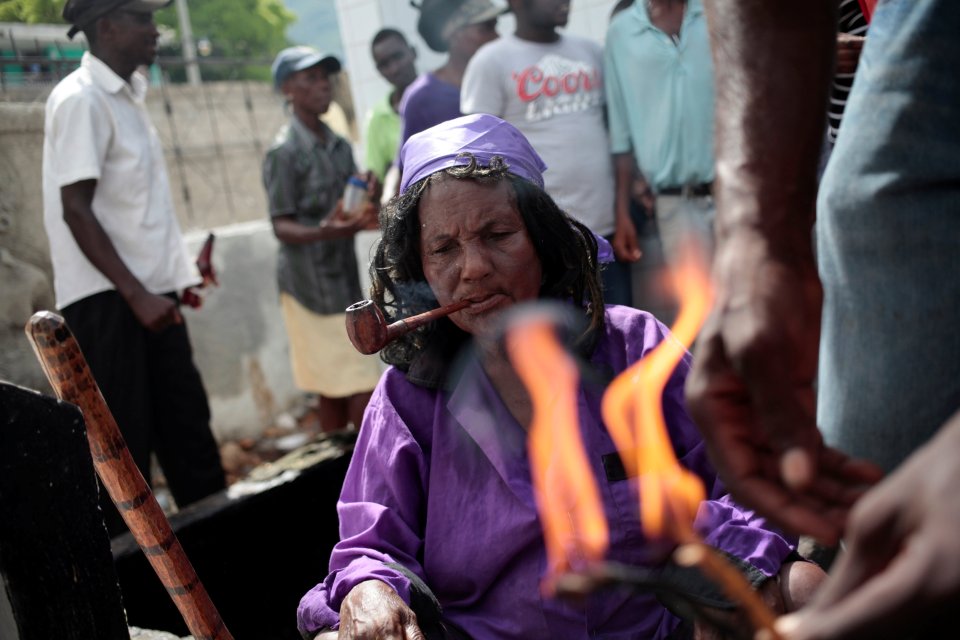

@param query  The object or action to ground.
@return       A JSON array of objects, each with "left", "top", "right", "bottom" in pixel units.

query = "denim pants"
[{"left": 817, "top": 0, "right": 960, "bottom": 472}]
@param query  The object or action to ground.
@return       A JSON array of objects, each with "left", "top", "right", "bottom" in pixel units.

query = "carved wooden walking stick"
[{"left": 25, "top": 311, "right": 233, "bottom": 640}]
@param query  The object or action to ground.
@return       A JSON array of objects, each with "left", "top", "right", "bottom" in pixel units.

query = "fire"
[
  {"left": 506, "top": 242, "right": 712, "bottom": 575},
  {"left": 509, "top": 241, "right": 780, "bottom": 637},
  {"left": 507, "top": 318, "right": 609, "bottom": 580},
  {"left": 601, "top": 243, "right": 713, "bottom": 541}
]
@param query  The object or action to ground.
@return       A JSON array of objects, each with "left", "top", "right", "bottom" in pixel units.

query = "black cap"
[
  {"left": 415, "top": 0, "right": 504, "bottom": 53},
  {"left": 62, "top": 0, "right": 172, "bottom": 39}
]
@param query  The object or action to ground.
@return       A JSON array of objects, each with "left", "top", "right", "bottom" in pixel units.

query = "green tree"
[
  {"left": 0, "top": 0, "right": 64, "bottom": 23},
  {"left": 156, "top": 0, "right": 294, "bottom": 81},
  {"left": 0, "top": 0, "right": 296, "bottom": 82}
]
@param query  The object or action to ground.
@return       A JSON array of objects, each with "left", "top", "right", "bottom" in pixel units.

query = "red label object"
[
  {"left": 857, "top": 0, "right": 877, "bottom": 22},
  {"left": 182, "top": 232, "right": 217, "bottom": 309}
]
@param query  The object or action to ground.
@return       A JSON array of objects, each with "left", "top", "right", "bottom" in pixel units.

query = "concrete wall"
[
  {"left": 0, "top": 82, "right": 358, "bottom": 441},
  {"left": 0, "top": 104, "right": 55, "bottom": 393},
  {"left": 334, "top": 0, "right": 620, "bottom": 171},
  {"left": 181, "top": 222, "right": 297, "bottom": 439}
]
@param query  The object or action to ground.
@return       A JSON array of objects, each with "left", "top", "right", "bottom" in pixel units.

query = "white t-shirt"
[
  {"left": 42, "top": 52, "right": 198, "bottom": 309},
  {"left": 461, "top": 33, "right": 616, "bottom": 236}
]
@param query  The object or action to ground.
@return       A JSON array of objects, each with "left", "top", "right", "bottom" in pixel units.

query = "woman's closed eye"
[
  {"left": 429, "top": 242, "right": 458, "bottom": 256},
  {"left": 487, "top": 228, "right": 518, "bottom": 243}
]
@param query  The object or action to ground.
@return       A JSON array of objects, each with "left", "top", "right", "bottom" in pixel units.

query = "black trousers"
[{"left": 62, "top": 290, "right": 225, "bottom": 535}]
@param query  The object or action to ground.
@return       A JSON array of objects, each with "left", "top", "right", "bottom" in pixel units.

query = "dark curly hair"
[{"left": 370, "top": 154, "right": 606, "bottom": 371}]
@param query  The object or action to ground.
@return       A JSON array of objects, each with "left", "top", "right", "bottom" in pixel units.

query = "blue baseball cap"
[{"left": 271, "top": 46, "right": 342, "bottom": 90}]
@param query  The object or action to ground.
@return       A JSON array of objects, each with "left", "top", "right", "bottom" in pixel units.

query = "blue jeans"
[{"left": 817, "top": 0, "right": 960, "bottom": 472}]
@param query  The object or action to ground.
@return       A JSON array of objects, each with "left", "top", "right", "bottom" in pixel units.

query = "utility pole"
[{"left": 174, "top": 0, "right": 201, "bottom": 85}]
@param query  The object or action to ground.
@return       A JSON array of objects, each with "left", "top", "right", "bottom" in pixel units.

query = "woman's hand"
[
  {"left": 692, "top": 561, "right": 824, "bottom": 638},
  {"left": 337, "top": 580, "right": 425, "bottom": 640}
]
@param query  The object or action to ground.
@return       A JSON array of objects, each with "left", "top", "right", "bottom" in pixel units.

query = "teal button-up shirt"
[{"left": 605, "top": 0, "right": 715, "bottom": 191}]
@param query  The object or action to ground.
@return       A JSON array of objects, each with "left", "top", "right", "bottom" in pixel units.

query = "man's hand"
[
  {"left": 337, "top": 580, "right": 425, "bottom": 640},
  {"left": 776, "top": 411, "right": 960, "bottom": 640},
  {"left": 632, "top": 176, "right": 655, "bottom": 214},
  {"left": 324, "top": 200, "right": 378, "bottom": 236},
  {"left": 61, "top": 179, "right": 177, "bottom": 325},
  {"left": 125, "top": 288, "right": 182, "bottom": 332},
  {"left": 686, "top": 234, "right": 882, "bottom": 543},
  {"left": 271, "top": 201, "right": 374, "bottom": 245},
  {"left": 612, "top": 212, "right": 642, "bottom": 262},
  {"left": 612, "top": 154, "right": 645, "bottom": 262}
]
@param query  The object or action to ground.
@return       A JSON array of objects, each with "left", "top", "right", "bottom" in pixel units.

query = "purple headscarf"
[
  {"left": 397, "top": 113, "right": 614, "bottom": 263},
  {"left": 398, "top": 114, "right": 547, "bottom": 193}
]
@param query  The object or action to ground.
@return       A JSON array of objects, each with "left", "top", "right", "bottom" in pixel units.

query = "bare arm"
[
  {"left": 611, "top": 153, "right": 642, "bottom": 263},
  {"left": 685, "top": 1, "right": 882, "bottom": 543},
  {"left": 707, "top": 1, "right": 833, "bottom": 249},
  {"left": 270, "top": 201, "right": 376, "bottom": 245},
  {"left": 61, "top": 180, "right": 182, "bottom": 332}
]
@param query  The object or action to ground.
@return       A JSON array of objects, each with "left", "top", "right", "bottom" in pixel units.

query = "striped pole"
[{"left": 25, "top": 311, "right": 233, "bottom": 640}]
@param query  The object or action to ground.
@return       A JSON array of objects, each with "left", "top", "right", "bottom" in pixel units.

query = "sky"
[{"left": 284, "top": 0, "right": 345, "bottom": 59}]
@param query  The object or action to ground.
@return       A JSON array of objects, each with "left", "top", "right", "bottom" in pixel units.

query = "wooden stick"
[
  {"left": 25, "top": 311, "right": 233, "bottom": 640},
  {"left": 674, "top": 542, "right": 782, "bottom": 640}
]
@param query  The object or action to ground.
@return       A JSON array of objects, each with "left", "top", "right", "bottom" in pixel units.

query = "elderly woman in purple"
[{"left": 298, "top": 114, "right": 825, "bottom": 640}]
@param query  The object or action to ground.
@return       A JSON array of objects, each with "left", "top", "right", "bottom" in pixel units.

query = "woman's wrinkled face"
[{"left": 419, "top": 177, "right": 542, "bottom": 341}]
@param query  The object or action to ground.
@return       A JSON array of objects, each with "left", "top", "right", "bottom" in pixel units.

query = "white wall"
[{"left": 334, "top": 0, "right": 620, "bottom": 170}]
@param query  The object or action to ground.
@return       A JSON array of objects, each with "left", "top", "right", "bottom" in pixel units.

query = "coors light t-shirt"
[{"left": 461, "top": 33, "right": 615, "bottom": 237}]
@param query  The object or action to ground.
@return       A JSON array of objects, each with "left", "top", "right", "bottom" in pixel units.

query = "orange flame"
[
  {"left": 508, "top": 245, "right": 780, "bottom": 637},
  {"left": 602, "top": 243, "right": 714, "bottom": 541},
  {"left": 507, "top": 318, "right": 609, "bottom": 581}
]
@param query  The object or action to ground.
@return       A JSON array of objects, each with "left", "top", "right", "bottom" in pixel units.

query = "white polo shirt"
[{"left": 42, "top": 52, "right": 198, "bottom": 309}]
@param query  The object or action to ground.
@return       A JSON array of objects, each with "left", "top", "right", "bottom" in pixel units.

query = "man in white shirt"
[
  {"left": 461, "top": 0, "right": 639, "bottom": 306},
  {"left": 44, "top": 0, "right": 225, "bottom": 534}
]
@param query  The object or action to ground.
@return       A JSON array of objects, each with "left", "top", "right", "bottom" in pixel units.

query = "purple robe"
[{"left": 298, "top": 306, "right": 795, "bottom": 638}]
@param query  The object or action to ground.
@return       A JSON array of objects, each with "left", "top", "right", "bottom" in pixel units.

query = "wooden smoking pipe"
[
  {"left": 25, "top": 312, "right": 233, "bottom": 640},
  {"left": 345, "top": 299, "right": 470, "bottom": 354}
]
